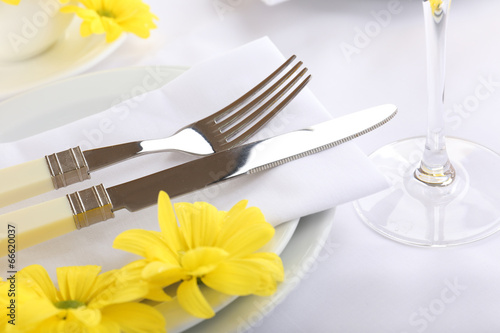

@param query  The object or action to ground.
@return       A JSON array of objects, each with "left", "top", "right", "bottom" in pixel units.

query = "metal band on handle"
[
  {"left": 66, "top": 184, "right": 114, "bottom": 229},
  {"left": 45, "top": 147, "right": 91, "bottom": 189}
]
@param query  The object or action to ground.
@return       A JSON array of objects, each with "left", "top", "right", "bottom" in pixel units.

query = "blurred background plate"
[{"left": 0, "top": 19, "right": 126, "bottom": 100}]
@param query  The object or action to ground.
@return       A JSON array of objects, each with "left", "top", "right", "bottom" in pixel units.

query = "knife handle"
[
  {"left": 0, "top": 185, "right": 114, "bottom": 256},
  {"left": 0, "top": 147, "right": 90, "bottom": 208},
  {"left": 0, "top": 197, "right": 76, "bottom": 257}
]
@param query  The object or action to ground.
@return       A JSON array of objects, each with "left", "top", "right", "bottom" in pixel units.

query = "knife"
[{"left": 0, "top": 104, "right": 397, "bottom": 256}]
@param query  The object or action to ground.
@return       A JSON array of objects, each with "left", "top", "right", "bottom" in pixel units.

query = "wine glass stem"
[{"left": 415, "top": 0, "right": 455, "bottom": 186}]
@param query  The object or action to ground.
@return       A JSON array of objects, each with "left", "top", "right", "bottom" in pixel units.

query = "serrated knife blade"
[{"left": 107, "top": 103, "right": 397, "bottom": 212}]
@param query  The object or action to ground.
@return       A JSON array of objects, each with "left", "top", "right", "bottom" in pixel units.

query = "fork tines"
[{"left": 209, "top": 55, "right": 311, "bottom": 149}]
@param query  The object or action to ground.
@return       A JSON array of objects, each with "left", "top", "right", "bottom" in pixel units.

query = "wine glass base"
[{"left": 354, "top": 137, "right": 500, "bottom": 247}]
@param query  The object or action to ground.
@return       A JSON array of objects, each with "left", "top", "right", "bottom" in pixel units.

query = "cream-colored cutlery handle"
[
  {"left": 0, "top": 197, "right": 76, "bottom": 257},
  {"left": 0, "top": 158, "right": 55, "bottom": 208},
  {"left": 0, "top": 147, "right": 91, "bottom": 208},
  {"left": 0, "top": 184, "right": 115, "bottom": 256}
]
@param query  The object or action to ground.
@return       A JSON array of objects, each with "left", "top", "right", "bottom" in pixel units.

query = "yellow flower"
[
  {"left": 114, "top": 191, "right": 284, "bottom": 319},
  {"left": 60, "top": 0, "right": 158, "bottom": 43},
  {"left": 0, "top": 0, "right": 20, "bottom": 5},
  {"left": 6, "top": 264, "right": 166, "bottom": 332}
]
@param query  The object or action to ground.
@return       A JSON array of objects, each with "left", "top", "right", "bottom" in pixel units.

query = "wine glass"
[{"left": 354, "top": 0, "right": 500, "bottom": 247}]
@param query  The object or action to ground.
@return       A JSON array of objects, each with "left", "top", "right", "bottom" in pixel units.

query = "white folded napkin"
[{"left": 0, "top": 37, "right": 388, "bottom": 273}]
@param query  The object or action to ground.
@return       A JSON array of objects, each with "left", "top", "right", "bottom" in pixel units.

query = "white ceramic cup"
[{"left": 0, "top": 0, "right": 74, "bottom": 62}]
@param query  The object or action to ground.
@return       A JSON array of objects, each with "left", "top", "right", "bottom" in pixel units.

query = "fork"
[{"left": 0, "top": 55, "right": 311, "bottom": 208}]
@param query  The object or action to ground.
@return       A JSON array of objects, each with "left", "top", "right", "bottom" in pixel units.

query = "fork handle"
[
  {"left": 0, "top": 147, "right": 90, "bottom": 208},
  {"left": 0, "top": 128, "right": 214, "bottom": 208},
  {"left": 83, "top": 128, "right": 217, "bottom": 172},
  {"left": 83, "top": 142, "right": 143, "bottom": 172},
  {"left": 0, "top": 141, "right": 152, "bottom": 208},
  {"left": 0, "top": 158, "right": 55, "bottom": 208}
]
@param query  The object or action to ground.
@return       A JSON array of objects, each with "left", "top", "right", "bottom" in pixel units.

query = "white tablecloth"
[{"left": 5, "top": 0, "right": 500, "bottom": 332}]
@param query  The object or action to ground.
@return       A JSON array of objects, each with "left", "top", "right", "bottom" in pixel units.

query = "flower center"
[
  {"left": 97, "top": 9, "right": 115, "bottom": 18},
  {"left": 55, "top": 300, "right": 85, "bottom": 309}
]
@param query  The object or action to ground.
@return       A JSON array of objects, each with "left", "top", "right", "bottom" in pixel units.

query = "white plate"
[
  {"left": 184, "top": 208, "right": 335, "bottom": 333},
  {"left": 0, "top": 18, "right": 125, "bottom": 100},
  {"left": 0, "top": 66, "right": 339, "bottom": 332}
]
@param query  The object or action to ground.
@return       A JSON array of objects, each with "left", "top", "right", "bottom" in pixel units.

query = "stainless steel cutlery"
[
  {"left": 0, "top": 56, "right": 310, "bottom": 208},
  {"left": 0, "top": 104, "right": 397, "bottom": 255}
]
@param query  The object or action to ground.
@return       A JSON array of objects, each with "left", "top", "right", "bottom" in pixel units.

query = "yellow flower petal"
[
  {"left": 60, "top": 5, "right": 81, "bottom": 14},
  {"left": 158, "top": 191, "right": 184, "bottom": 252},
  {"left": 90, "top": 317, "right": 121, "bottom": 333},
  {"left": 144, "top": 283, "right": 172, "bottom": 302},
  {"left": 2, "top": 0, "right": 20, "bottom": 4},
  {"left": 39, "top": 317, "right": 86, "bottom": 332},
  {"left": 251, "top": 252, "right": 284, "bottom": 280},
  {"left": 229, "top": 253, "right": 284, "bottom": 296},
  {"left": 16, "top": 299, "right": 60, "bottom": 330},
  {"left": 57, "top": 265, "right": 101, "bottom": 303},
  {"left": 91, "top": 16, "right": 106, "bottom": 34},
  {"left": 253, "top": 274, "right": 278, "bottom": 296},
  {"left": 118, "top": 260, "right": 147, "bottom": 280},
  {"left": 101, "top": 303, "right": 166, "bottom": 333},
  {"left": 68, "top": 307, "right": 101, "bottom": 327},
  {"left": 218, "top": 223, "right": 275, "bottom": 258},
  {"left": 18, "top": 265, "right": 58, "bottom": 302},
  {"left": 177, "top": 278, "right": 214, "bottom": 319},
  {"left": 113, "top": 229, "right": 178, "bottom": 264},
  {"left": 181, "top": 247, "right": 228, "bottom": 276},
  {"left": 119, "top": 19, "right": 156, "bottom": 38},
  {"left": 225, "top": 199, "right": 248, "bottom": 220},
  {"left": 80, "top": 21, "right": 94, "bottom": 37},
  {"left": 173, "top": 202, "right": 195, "bottom": 249},
  {"left": 189, "top": 202, "right": 222, "bottom": 248},
  {"left": 79, "top": 0, "right": 98, "bottom": 8},
  {"left": 101, "top": 16, "right": 124, "bottom": 42},
  {"left": 85, "top": 269, "right": 116, "bottom": 299},
  {"left": 90, "top": 268, "right": 149, "bottom": 308},
  {"left": 115, "top": 261, "right": 172, "bottom": 302},
  {"left": 142, "top": 261, "right": 185, "bottom": 285},
  {"left": 201, "top": 261, "right": 263, "bottom": 296},
  {"left": 61, "top": 6, "right": 100, "bottom": 22},
  {"left": 216, "top": 203, "right": 271, "bottom": 245}
]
